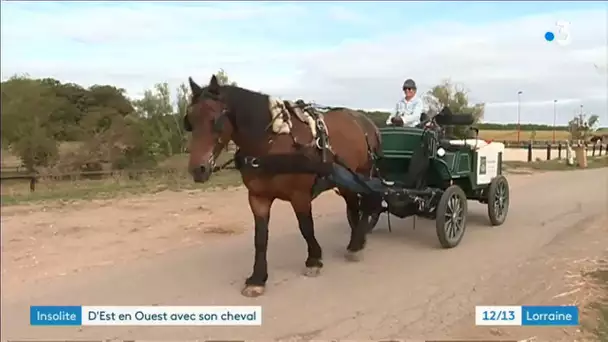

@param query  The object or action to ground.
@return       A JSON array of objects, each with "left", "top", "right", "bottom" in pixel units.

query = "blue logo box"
[
  {"left": 522, "top": 305, "right": 579, "bottom": 326},
  {"left": 30, "top": 306, "right": 82, "bottom": 326}
]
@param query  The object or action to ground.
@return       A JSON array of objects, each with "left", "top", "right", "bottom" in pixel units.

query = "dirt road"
[{"left": 2, "top": 168, "right": 607, "bottom": 341}]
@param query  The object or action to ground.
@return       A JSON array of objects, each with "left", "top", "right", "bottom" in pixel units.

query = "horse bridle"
[
  {"left": 184, "top": 91, "right": 235, "bottom": 171},
  {"left": 185, "top": 91, "right": 323, "bottom": 172}
]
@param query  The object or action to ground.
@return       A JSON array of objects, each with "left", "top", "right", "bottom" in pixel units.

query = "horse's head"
[{"left": 184, "top": 74, "right": 234, "bottom": 183}]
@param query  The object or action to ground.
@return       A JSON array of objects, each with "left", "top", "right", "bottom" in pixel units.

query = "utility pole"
[
  {"left": 553, "top": 99, "right": 557, "bottom": 143},
  {"left": 579, "top": 104, "right": 585, "bottom": 143},
  {"left": 517, "top": 91, "right": 523, "bottom": 142}
]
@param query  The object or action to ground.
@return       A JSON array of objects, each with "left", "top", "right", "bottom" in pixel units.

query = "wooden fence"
[
  {"left": 520, "top": 142, "right": 607, "bottom": 162},
  {"left": 2, "top": 141, "right": 606, "bottom": 193},
  {"left": 1, "top": 162, "right": 238, "bottom": 193}
]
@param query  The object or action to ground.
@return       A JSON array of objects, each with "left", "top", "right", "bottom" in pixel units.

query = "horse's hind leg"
[
  {"left": 342, "top": 189, "right": 367, "bottom": 262},
  {"left": 242, "top": 193, "right": 274, "bottom": 298},
  {"left": 290, "top": 191, "right": 323, "bottom": 276}
]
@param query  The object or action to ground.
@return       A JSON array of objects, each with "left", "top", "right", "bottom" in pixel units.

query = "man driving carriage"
[{"left": 385, "top": 79, "right": 425, "bottom": 127}]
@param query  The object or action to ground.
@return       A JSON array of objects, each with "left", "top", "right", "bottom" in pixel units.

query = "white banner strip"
[{"left": 82, "top": 306, "right": 262, "bottom": 326}]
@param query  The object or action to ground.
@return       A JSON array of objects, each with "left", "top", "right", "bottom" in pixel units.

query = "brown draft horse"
[{"left": 184, "top": 74, "right": 381, "bottom": 297}]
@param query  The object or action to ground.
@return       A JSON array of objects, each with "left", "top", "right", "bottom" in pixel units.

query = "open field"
[
  {"left": 478, "top": 128, "right": 608, "bottom": 142},
  {"left": 479, "top": 129, "right": 571, "bottom": 141}
]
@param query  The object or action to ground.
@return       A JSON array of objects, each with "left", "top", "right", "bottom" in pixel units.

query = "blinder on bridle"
[{"left": 182, "top": 89, "right": 230, "bottom": 134}]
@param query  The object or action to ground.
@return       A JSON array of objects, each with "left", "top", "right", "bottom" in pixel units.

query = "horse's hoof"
[
  {"left": 345, "top": 250, "right": 363, "bottom": 262},
  {"left": 303, "top": 266, "right": 321, "bottom": 277},
  {"left": 241, "top": 285, "right": 265, "bottom": 297}
]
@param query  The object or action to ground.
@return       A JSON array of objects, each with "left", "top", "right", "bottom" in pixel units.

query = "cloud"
[
  {"left": 325, "top": 5, "right": 369, "bottom": 24},
  {"left": 1, "top": 2, "right": 308, "bottom": 44},
  {"left": 275, "top": 9, "right": 607, "bottom": 124},
  {"left": 1, "top": 2, "right": 606, "bottom": 124}
]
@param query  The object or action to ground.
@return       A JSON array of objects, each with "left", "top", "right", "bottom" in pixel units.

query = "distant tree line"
[
  {"left": 1, "top": 69, "right": 245, "bottom": 173},
  {"left": 1, "top": 71, "right": 601, "bottom": 173}
]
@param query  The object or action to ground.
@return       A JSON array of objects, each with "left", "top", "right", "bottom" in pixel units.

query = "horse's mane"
[{"left": 209, "top": 85, "right": 271, "bottom": 141}]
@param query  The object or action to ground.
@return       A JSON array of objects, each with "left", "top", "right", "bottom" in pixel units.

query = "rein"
[
  {"left": 206, "top": 103, "right": 285, "bottom": 173},
  {"left": 212, "top": 156, "right": 237, "bottom": 172},
  {"left": 205, "top": 99, "right": 381, "bottom": 199}
]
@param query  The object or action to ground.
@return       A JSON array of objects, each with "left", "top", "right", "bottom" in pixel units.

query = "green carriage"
[{"left": 345, "top": 109, "right": 510, "bottom": 248}]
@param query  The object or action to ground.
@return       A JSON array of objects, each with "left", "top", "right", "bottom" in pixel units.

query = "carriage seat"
[{"left": 445, "top": 139, "right": 488, "bottom": 149}]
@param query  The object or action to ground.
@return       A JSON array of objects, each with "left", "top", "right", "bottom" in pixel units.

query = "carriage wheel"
[
  {"left": 487, "top": 175, "right": 509, "bottom": 226},
  {"left": 347, "top": 207, "right": 381, "bottom": 234},
  {"left": 435, "top": 185, "right": 467, "bottom": 248}
]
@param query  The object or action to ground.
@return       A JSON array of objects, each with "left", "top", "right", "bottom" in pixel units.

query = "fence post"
[
  {"left": 558, "top": 143, "right": 562, "bottom": 159},
  {"left": 527, "top": 143, "right": 532, "bottom": 162},
  {"left": 546, "top": 143, "right": 551, "bottom": 160},
  {"left": 600, "top": 144, "right": 604, "bottom": 156},
  {"left": 29, "top": 176, "right": 37, "bottom": 192}
]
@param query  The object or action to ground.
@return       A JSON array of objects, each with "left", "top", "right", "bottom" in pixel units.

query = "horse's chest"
[{"left": 243, "top": 174, "right": 314, "bottom": 199}]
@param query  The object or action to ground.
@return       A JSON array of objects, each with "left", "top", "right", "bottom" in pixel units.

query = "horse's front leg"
[
  {"left": 242, "top": 193, "right": 274, "bottom": 298},
  {"left": 290, "top": 192, "right": 323, "bottom": 277}
]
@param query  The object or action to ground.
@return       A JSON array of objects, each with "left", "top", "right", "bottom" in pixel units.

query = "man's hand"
[{"left": 391, "top": 117, "right": 404, "bottom": 126}]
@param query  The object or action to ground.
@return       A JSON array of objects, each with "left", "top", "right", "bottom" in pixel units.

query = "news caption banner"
[
  {"left": 475, "top": 305, "right": 579, "bottom": 326},
  {"left": 30, "top": 304, "right": 577, "bottom": 328},
  {"left": 30, "top": 306, "right": 261, "bottom": 326}
]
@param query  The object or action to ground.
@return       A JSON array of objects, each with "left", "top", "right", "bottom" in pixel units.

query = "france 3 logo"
[{"left": 544, "top": 20, "right": 571, "bottom": 46}]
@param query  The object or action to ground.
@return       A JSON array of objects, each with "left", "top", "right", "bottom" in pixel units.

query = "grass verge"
[
  {"left": 582, "top": 259, "right": 608, "bottom": 341},
  {"left": 3, "top": 152, "right": 606, "bottom": 206},
  {"left": 1, "top": 169, "right": 242, "bottom": 206}
]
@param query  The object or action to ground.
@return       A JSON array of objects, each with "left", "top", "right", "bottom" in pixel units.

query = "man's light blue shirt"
[{"left": 385, "top": 95, "right": 424, "bottom": 126}]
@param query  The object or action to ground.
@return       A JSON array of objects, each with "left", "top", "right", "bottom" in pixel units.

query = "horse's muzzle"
[{"left": 190, "top": 165, "right": 212, "bottom": 183}]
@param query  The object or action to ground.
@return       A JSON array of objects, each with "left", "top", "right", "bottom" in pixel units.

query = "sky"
[{"left": 1, "top": 1, "right": 607, "bottom": 125}]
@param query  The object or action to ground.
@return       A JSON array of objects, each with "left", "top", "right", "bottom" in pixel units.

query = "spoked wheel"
[
  {"left": 487, "top": 175, "right": 509, "bottom": 226},
  {"left": 435, "top": 185, "right": 468, "bottom": 248}
]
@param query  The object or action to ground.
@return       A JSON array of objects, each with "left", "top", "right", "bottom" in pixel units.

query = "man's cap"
[{"left": 403, "top": 79, "right": 417, "bottom": 89}]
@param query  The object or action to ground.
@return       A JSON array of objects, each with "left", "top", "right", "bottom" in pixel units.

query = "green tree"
[
  {"left": 568, "top": 112, "right": 599, "bottom": 142},
  {"left": 423, "top": 79, "right": 485, "bottom": 138},
  {"left": 87, "top": 85, "right": 134, "bottom": 116},
  {"left": 133, "top": 82, "right": 173, "bottom": 118},
  {"left": 359, "top": 110, "right": 390, "bottom": 128},
  {"left": 175, "top": 82, "right": 191, "bottom": 152},
  {"left": 215, "top": 68, "right": 237, "bottom": 86},
  {"left": 1, "top": 75, "right": 66, "bottom": 170},
  {"left": 175, "top": 82, "right": 191, "bottom": 118},
  {"left": 131, "top": 83, "right": 182, "bottom": 158}
]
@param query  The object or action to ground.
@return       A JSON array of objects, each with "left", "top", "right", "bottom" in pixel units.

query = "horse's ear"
[
  {"left": 209, "top": 74, "right": 220, "bottom": 92},
  {"left": 188, "top": 77, "right": 202, "bottom": 94}
]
